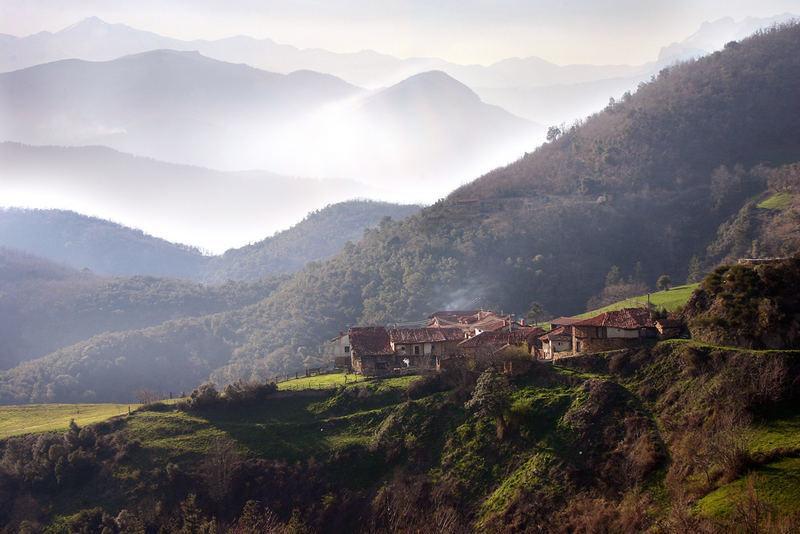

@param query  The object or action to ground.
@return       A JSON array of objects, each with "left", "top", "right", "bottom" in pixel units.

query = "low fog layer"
[
  {"left": 0, "top": 50, "right": 544, "bottom": 204},
  {"left": 0, "top": 143, "right": 382, "bottom": 253}
]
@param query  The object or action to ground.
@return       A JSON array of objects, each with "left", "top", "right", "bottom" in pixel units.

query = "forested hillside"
[
  {"left": 201, "top": 201, "right": 420, "bottom": 282},
  {"left": 3, "top": 24, "right": 800, "bottom": 403},
  {"left": 0, "top": 248, "right": 285, "bottom": 371},
  {"left": 0, "top": 202, "right": 419, "bottom": 282},
  {"left": 0, "top": 208, "right": 208, "bottom": 278}
]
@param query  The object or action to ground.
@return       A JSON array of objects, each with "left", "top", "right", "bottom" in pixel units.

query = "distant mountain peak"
[
  {"left": 60, "top": 16, "right": 114, "bottom": 32},
  {"left": 385, "top": 70, "right": 479, "bottom": 100}
]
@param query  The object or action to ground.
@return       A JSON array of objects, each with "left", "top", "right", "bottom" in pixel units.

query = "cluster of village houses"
[{"left": 326, "top": 308, "right": 683, "bottom": 376}]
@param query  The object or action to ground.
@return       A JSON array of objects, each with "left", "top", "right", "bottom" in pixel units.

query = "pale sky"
[{"left": 2, "top": 0, "right": 798, "bottom": 65}]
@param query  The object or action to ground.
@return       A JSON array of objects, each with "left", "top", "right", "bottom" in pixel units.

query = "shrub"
[
  {"left": 180, "top": 383, "right": 221, "bottom": 411},
  {"left": 179, "top": 381, "right": 277, "bottom": 412},
  {"left": 137, "top": 401, "right": 172, "bottom": 412},
  {"left": 222, "top": 380, "right": 277, "bottom": 405},
  {"left": 406, "top": 374, "right": 445, "bottom": 400}
]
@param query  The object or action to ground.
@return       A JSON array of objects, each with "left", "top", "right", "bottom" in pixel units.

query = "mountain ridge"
[
  {"left": 3, "top": 14, "right": 795, "bottom": 126},
  {"left": 0, "top": 141, "right": 383, "bottom": 252},
  {"left": 0, "top": 52, "right": 540, "bottom": 196}
]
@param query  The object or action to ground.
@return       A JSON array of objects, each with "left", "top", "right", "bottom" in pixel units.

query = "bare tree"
[
  {"left": 135, "top": 389, "right": 160, "bottom": 405},
  {"left": 707, "top": 409, "right": 752, "bottom": 482},
  {"left": 202, "top": 436, "right": 240, "bottom": 505}
]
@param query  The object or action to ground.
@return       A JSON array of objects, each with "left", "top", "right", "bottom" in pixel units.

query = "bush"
[
  {"left": 180, "top": 383, "right": 221, "bottom": 411},
  {"left": 406, "top": 374, "right": 445, "bottom": 400},
  {"left": 179, "top": 381, "right": 277, "bottom": 412},
  {"left": 136, "top": 401, "right": 172, "bottom": 412},
  {"left": 222, "top": 381, "right": 277, "bottom": 405}
]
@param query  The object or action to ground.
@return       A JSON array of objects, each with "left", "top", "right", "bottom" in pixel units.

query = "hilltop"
[
  {"left": 0, "top": 51, "right": 541, "bottom": 194},
  {"left": 0, "top": 206, "right": 208, "bottom": 278}
]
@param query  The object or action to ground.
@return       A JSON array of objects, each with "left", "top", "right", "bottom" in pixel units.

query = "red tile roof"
[
  {"left": 573, "top": 308, "right": 655, "bottom": 329},
  {"left": 458, "top": 329, "right": 541, "bottom": 348},
  {"left": 428, "top": 310, "right": 483, "bottom": 320},
  {"left": 348, "top": 327, "right": 393, "bottom": 356},
  {"left": 429, "top": 311, "right": 511, "bottom": 334},
  {"left": 389, "top": 327, "right": 465, "bottom": 344},
  {"left": 539, "top": 326, "right": 571, "bottom": 341}
]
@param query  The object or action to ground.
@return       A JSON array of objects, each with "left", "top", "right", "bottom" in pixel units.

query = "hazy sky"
[{"left": 2, "top": 0, "right": 798, "bottom": 65}]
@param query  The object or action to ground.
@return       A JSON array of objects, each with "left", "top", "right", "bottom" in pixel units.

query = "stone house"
[
  {"left": 538, "top": 326, "right": 573, "bottom": 360},
  {"left": 388, "top": 327, "right": 465, "bottom": 369},
  {"left": 571, "top": 308, "right": 657, "bottom": 353},
  {"left": 325, "top": 332, "right": 352, "bottom": 370},
  {"left": 348, "top": 327, "right": 395, "bottom": 375},
  {"left": 349, "top": 326, "right": 467, "bottom": 375}
]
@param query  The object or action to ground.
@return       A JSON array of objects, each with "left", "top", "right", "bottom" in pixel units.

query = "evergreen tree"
[
  {"left": 657, "top": 275, "right": 672, "bottom": 291},
  {"left": 465, "top": 368, "right": 513, "bottom": 440},
  {"left": 687, "top": 256, "right": 704, "bottom": 283},
  {"left": 605, "top": 265, "right": 622, "bottom": 287}
]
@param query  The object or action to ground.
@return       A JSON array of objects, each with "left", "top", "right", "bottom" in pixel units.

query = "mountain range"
[
  {"left": 2, "top": 21, "right": 799, "bottom": 403},
  {"left": 0, "top": 142, "right": 389, "bottom": 252},
  {"left": 0, "top": 197, "right": 418, "bottom": 376},
  {"left": 0, "top": 201, "right": 419, "bottom": 280},
  {"left": 1, "top": 14, "right": 795, "bottom": 125},
  {"left": 0, "top": 51, "right": 541, "bottom": 198}
]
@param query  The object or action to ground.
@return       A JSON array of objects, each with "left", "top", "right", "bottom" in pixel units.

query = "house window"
[
  {"left": 414, "top": 345, "right": 420, "bottom": 355},
  {"left": 344, "top": 345, "right": 350, "bottom": 353}
]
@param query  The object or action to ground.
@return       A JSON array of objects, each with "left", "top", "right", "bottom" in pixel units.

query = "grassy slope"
[
  {"left": 0, "top": 403, "right": 137, "bottom": 439},
  {"left": 757, "top": 192, "right": 794, "bottom": 210},
  {"left": 127, "top": 375, "right": 419, "bottom": 462},
  {"left": 5, "top": 343, "right": 799, "bottom": 530},
  {"left": 576, "top": 283, "right": 698, "bottom": 318},
  {"left": 698, "top": 457, "right": 800, "bottom": 517},
  {"left": 0, "top": 373, "right": 402, "bottom": 440},
  {"left": 697, "top": 412, "right": 800, "bottom": 518},
  {"left": 277, "top": 371, "right": 369, "bottom": 390}
]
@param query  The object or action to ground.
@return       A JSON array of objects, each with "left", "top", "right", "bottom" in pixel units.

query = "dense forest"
[
  {"left": 200, "top": 201, "right": 421, "bottom": 282},
  {"left": 0, "top": 201, "right": 419, "bottom": 282},
  {"left": 684, "top": 257, "right": 800, "bottom": 349},
  {"left": 0, "top": 207, "right": 209, "bottom": 278},
  {"left": 0, "top": 248, "right": 285, "bottom": 371},
  {"left": 2, "top": 24, "right": 800, "bottom": 403}
]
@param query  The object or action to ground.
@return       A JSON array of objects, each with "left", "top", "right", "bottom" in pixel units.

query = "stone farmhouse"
[
  {"left": 329, "top": 307, "right": 682, "bottom": 375},
  {"left": 537, "top": 308, "right": 683, "bottom": 361},
  {"left": 539, "top": 327, "right": 573, "bottom": 359},
  {"left": 571, "top": 308, "right": 658, "bottom": 353}
]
